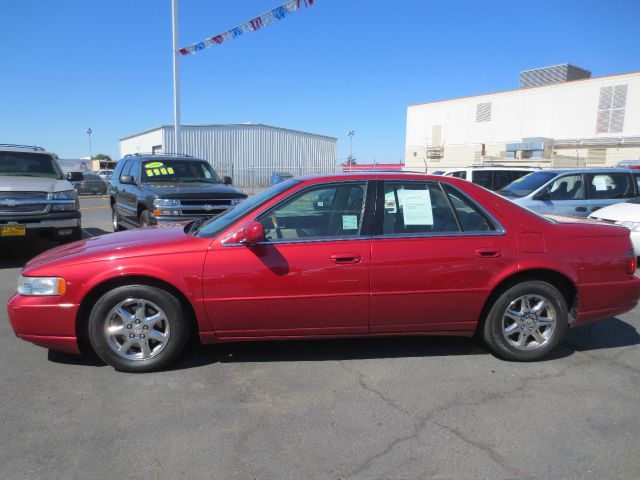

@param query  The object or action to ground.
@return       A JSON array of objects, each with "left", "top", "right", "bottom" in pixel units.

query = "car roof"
[
  {"left": 527, "top": 168, "right": 636, "bottom": 174},
  {"left": 121, "top": 153, "right": 205, "bottom": 162},
  {"left": 295, "top": 172, "right": 445, "bottom": 182}
]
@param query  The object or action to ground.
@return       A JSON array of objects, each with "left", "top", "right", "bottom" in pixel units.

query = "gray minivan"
[{"left": 497, "top": 168, "right": 640, "bottom": 217}]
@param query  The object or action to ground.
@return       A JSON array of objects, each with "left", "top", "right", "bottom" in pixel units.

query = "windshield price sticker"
[{"left": 401, "top": 189, "right": 433, "bottom": 225}]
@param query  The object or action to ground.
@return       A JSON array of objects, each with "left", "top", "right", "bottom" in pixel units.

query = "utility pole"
[
  {"left": 171, "top": 0, "right": 182, "bottom": 154},
  {"left": 347, "top": 130, "right": 355, "bottom": 172}
]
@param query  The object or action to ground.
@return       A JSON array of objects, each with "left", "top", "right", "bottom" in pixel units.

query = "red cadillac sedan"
[{"left": 8, "top": 173, "right": 640, "bottom": 372}]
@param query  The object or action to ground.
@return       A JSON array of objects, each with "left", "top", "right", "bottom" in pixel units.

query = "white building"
[
  {"left": 405, "top": 65, "right": 640, "bottom": 172},
  {"left": 120, "top": 123, "right": 337, "bottom": 187}
]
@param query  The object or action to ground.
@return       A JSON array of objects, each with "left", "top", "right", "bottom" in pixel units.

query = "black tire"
[
  {"left": 87, "top": 285, "right": 190, "bottom": 372},
  {"left": 482, "top": 280, "right": 568, "bottom": 361},
  {"left": 112, "top": 208, "right": 122, "bottom": 232},
  {"left": 139, "top": 210, "right": 150, "bottom": 228}
]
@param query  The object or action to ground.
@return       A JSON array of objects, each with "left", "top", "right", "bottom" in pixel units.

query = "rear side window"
[
  {"left": 472, "top": 170, "right": 492, "bottom": 189},
  {"left": 634, "top": 173, "right": 640, "bottom": 194},
  {"left": 447, "top": 171, "right": 467, "bottom": 180},
  {"left": 587, "top": 172, "right": 634, "bottom": 199},
  {"left": 443, "top": 184, "right": 496, "bottom": 232},
  {"left": 493, "top": 170, "right": 514, "bottom": 190},
  {"left": 382, "top": 182, "right": 459, "bottom": 235}
]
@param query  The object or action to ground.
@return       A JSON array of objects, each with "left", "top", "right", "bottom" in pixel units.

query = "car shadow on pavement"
[
  {"left": 43, "top": 317, "right": 640, "bottom": 371},
  {"left": 83, "top": 227, "right": 110, "bottom": 238},
  {"left": 0, "top": 239, "right": 59, "bottom": 269}
]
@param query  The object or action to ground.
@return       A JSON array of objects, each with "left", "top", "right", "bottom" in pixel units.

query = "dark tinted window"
[
  {"left": 142, "top": 159, "right": 221, "bottom": 183},
  {"left": 443, "top": 184, "right": 495, "bottom": 232},
  {"left": 587, "top": 172, "right": 634, "bottom": 199},
  {"left": 259, "top": 182, "right": 367, "bottom": 241},
  {"left": 492, "top": 170, "right": 513, "bottom": 190},
  {"left": 382, "top": 182, "right": 459, "bottom": 235},
  {"left": 0, "top": 152, "right": 62, "bottom": 179},
  {"left": 472, "top": 170, "right": 492, "bottom": 189},
  {"left": 634, "top": 173, "right": 640, "bottom": 193},
  {"left": 447, "top": 171, "right": 467, "bottom": 180},
  {"left": 499, "top": 171, "right": 557, "bottom": 197}
]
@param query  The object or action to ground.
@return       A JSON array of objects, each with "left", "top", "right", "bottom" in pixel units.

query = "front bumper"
[
  {"left": 0, "top": 211, "right": 81, "bottom": 239},
  {"left": 7, "top": 292, "right": 81, "bottom": 354},
  {"left": 150, "top": 211, "right": 228, "bottom": 226}
]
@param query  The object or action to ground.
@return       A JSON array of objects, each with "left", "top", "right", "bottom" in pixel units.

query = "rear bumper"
[
  {"left": 7, "top": 292, "right": 81, "bottom": 354},
  {"left": 574, "top": 276, "right": 640, "bottom": 325}
]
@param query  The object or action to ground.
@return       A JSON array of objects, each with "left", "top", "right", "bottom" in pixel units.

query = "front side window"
[
  {"left": 544, "top": 174, "right": 585, "bottom": 200},
  {"left": 382, "top": 182, "right": 459, "bottom": 235},
  {"left": 129, "top": 159, "right": 140, "bottom": 183},
  {"left": 587, "top": 172, "right": 634, "bottom": 199},
  {"left": 472, "top": 170, "right": 492, "bottom": 189},
  {"left": 258, "top": 182, "right": 367, "bottom": 241}
]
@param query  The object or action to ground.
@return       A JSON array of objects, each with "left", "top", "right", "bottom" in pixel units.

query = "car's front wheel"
[
  {"left": 87, "top": 285, "right": 190, "bottom": 372},
  {"left": 139, "top": 210, "right": 151, "bottom": 228},
  {"left": 482, "top": 281, "right": 569, "bottom": 361}
]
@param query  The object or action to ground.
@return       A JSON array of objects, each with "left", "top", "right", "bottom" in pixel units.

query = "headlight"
[
  {"left": 153, "top": 198, "right": 181, "bottom": 208},
  {"left": 617, "top": 221, "right": 640, "bottom": 232},
  {"left": 52, "top": 190, "right": 78, "bottom": 211},
  {"left": 18, "top": 276, "right": 66, "bottom": 296}
]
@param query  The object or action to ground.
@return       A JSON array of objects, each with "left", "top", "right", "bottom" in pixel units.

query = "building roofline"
[
  {"left": 119, "top": 123, "right": 338, "bottom": 142},
  {"left": 408, "top": 70, "right": 640, "bottom": 108},
  {"left": 519, "top": 63, "right": 589, "bottom": 74}
]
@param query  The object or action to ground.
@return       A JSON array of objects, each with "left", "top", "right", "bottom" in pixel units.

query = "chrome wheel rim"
[
  {"left": 104, "top": 298, "right": 170, "bottom": 361},
  {"left": 502, "top": 294, "right": 556, "bottom": 351}
]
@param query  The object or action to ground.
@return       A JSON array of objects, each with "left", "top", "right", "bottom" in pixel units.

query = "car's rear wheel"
[
  {"left": 483, "top": 281, "right": 568, "bottom": 361},
  {"left": 87, "top": 285, "right": 190, "bottom": 372},
  {"left": 139, "top": 210, "right": 150, "bottom": 228}
]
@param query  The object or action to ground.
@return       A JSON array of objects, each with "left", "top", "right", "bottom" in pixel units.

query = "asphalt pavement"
[{"left": 1, "top": 197, "right": 640, "bottom": 479}]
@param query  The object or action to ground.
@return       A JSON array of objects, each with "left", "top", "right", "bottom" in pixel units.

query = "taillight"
[{"left": 626, "top": 250, "right": 636, "bottom": 274}]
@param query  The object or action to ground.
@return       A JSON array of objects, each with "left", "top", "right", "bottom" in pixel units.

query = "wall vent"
[
  {"left": 476, "top": 102, "right": 492, "bottom": 122},
  {"left": 596, "top": 84, "right": 627, "bottom": 134}
]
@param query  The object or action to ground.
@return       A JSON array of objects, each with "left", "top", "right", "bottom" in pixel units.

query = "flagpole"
[{"left": 172, "top": 0, "right": 182, "bottom": 155}]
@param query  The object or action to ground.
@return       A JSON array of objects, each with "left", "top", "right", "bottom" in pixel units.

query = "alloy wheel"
[{"left": 501, "top": 294, "right": 556, "bottom": 350}]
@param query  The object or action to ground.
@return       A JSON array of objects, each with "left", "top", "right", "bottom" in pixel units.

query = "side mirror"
[
  {"left": 223, "top": 221, "right": 265, "bottom": 245},
  {"left": 120, "top": 175, "right": 134, "bottom": 185},
  {"left": 533, "top": 190, "right": 550, "bottom": 201},
  {"left": 223, "top": 176, "right": 233, "bottom": 185}
]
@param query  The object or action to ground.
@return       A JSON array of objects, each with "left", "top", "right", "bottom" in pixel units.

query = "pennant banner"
[{"left": 179, "top": 0, "right": 315, "bottom": 56}]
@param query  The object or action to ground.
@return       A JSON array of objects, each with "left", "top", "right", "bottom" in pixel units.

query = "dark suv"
[{"left": 109, "top": 154, "right": 247, "bottom": 230}]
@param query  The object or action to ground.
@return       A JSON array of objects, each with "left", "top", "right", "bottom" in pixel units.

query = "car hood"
[
  {"left": 23, "top": 224, "right": 212, "bottom": 273},
  {"left": 143, "top": 182, "right": 247, "bottom": 198},
  {"left": 0, "top": 175, "right": 73, "bottom": 193},
  {"left": 589, "top": 202, "right": 640, "bottom": 223}
]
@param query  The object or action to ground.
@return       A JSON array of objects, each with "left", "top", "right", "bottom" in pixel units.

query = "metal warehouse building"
[
  {"left": 120, "top": 124, "right": 337, "bottom": 188},
  {"left": 405, "top": 65, "right": 640, "bottom": 172}
]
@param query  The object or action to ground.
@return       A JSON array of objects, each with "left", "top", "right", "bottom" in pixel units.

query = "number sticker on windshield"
[{"left": 145, "top": 162, "right": 164, "bottom": 169}]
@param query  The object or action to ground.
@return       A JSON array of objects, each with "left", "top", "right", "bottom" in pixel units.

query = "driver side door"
[{"left": 201, "top": 181, "right": 373, "bottom": 337}]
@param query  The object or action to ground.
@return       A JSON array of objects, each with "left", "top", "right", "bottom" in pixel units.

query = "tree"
[
  {"left": 345, "top": 154, "right": 357, "bottom": 165},
  {"left": 94, "top": 153, "right": 112, "bottom": 161}
]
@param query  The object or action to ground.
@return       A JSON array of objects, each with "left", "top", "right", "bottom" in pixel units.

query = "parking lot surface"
[{"left": 1, "top": 197, "right": 640, "bottom": 479}]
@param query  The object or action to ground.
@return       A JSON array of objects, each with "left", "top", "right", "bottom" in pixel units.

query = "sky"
[{"left": 1, "top": 0, "right": 639, "bottom": 163}]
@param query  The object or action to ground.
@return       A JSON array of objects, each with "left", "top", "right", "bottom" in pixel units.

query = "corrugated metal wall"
[{"left": 161, "top": 125, "right": 337, "bottom": 187}]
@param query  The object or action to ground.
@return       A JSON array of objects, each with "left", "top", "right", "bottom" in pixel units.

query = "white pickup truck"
[{"left": 0, "top": 144, "right": 81, "bottom": 242}]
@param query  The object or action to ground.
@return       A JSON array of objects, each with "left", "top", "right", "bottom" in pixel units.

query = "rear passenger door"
[
  {"left": 587, "top": 172, "right": 636, "bottom": 214},
  {"left": 369, "top": 180, "right": 516, "bottom": 334}
]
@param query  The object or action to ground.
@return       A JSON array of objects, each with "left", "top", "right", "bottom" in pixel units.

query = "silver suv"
[{"left": 0, "top": 144, "right": 81, "bottom": 242}]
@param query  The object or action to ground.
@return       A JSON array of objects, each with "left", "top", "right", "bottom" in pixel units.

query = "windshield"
[
  {"left": 497, "top": 171, "right": 557, "bottom": 197},
  {"left": 0, "top": 151, "right": 63, "bottom": 179},
  {"left": 141, "top": 159, "right": 221, "bottom": 183},
  {"left": 194, "top": 179, "right": 300, "bottom": 238}
]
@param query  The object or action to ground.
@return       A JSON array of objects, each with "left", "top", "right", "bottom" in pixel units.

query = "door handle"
[
  {"left": 475, "top": 248, "right": 502, "bottom": 258},
  {"left": 331, "top": 253, "right": 361, "bottom": 264},
  {"left": 575, "top": 206, "right": 588, "bottom": 212}
]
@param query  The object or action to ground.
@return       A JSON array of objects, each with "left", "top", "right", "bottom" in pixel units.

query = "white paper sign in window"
[
  {"left": 593, "top": 176, "right": 608, "bottom": 192},
  {"left": 401, "top": 189, "right": 433, "bottom": 225},
  {"left": 342, "top": 215, "right": 358, "bottom": 230}
]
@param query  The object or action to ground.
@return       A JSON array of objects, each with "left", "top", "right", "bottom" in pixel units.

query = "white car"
[{"left": 589, "top": 199, "right": 640, "bottom": 255}]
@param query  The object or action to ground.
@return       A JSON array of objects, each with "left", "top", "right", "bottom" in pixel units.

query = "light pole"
[
  {"left": 86, "top": 128, "right": 93, "bottom": 164},
  {"left": 171, "top": 0, "right": 182, "bottom": 154},
  {"left": 347, "top": 130, "right": 355, "bottom": 172}
]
